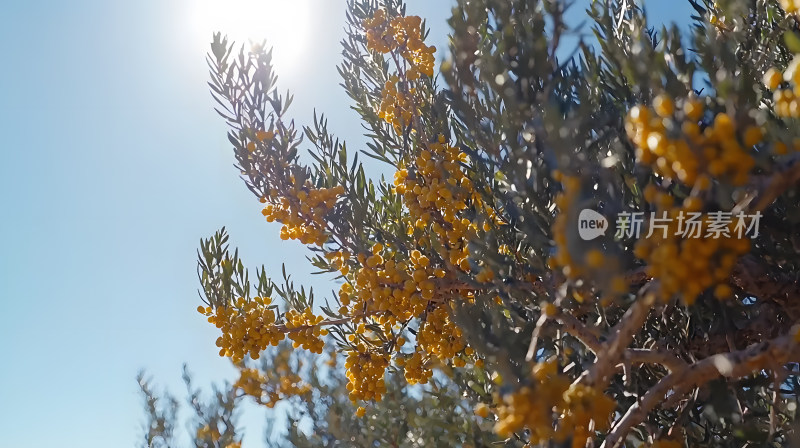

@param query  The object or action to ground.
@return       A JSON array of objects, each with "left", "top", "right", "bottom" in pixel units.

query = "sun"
[{"left": 191, "top": 0, "right": 311, "bottom": 77}]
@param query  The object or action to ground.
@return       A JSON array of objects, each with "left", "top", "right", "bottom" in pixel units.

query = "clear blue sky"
[{"left": 0, "top": 1, "right": 694, "bottom": 447}]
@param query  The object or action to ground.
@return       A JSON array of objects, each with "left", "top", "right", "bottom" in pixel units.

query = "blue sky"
[{"left": 0, "top": 1, "right": 695, "bottom": 447}]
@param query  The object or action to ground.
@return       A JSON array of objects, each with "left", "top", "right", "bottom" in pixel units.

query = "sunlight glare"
[{"left": 191, "top": 0, "right": 311, "bottom": 76}]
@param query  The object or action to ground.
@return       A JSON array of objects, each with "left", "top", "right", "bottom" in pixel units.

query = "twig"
[{"left": 525, "top": 312, "right": 551, "bottom": 362}]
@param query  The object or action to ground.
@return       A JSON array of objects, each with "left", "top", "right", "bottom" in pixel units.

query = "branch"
[
  {"left": 601, "top": 333, "right": 800, "bottom": 448},
  {"left": 735, "top": 154, "right": 800, "bottom": 213},
  {"left": 625, "top": 348, "right": 688, "bottom": 373},
  {"left": 558, "top": 311, "right": 604, "bottom": 354},
  {"left": 525, "top": 268, "right": 651, "bottom": 361},
  {"left": 587, "top": 292, "right": 657, "bottom": 385}
]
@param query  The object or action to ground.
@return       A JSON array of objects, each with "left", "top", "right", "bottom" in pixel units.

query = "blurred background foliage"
[{"left": 138, "top": 342, "right": 498, "bottom": 447}]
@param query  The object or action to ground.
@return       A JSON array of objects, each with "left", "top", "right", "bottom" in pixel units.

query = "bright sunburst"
[{"left": 191, "top": 0, "right": 311, "bottom": 76}]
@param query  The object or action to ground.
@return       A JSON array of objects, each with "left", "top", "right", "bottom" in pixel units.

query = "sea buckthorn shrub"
[{"left": 192, "top": 0, "right": 800, "bottom": 446}]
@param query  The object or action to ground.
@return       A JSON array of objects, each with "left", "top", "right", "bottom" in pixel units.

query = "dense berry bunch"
[
  {"left": 198, "top": 297, "right": 283, "bottom": 364},
  {"left": 284, "top": 307, "right": 327, "bottom": 354},
  {"left": 364, "top": 10, "right": 436, "bottom": 77},
  {"left": 321, "top": 136, "right": 493, "bottom": 406},
  {"left": 335, "top": 241, "right": 469, "bottom": 397},
  {"left": 342, "top": 244, "right": 425, "bottom": 320},
  {"left": 395, "top": 135, "right": 491, "bottom": 273},
  {"left": 625, "top": 96, "right": 759, "bottom": 187},
  {"left": 378, "top": 75, "right": 416, "bottom": 133},
  {"left": 261, "top": 183, "right": 344, "bottom": 245},
  {"left": 633, "top": 185, "right": 750, "bottom": 304},
  {"left": 765, "top": 57, "right": 800, "bottom": 122},
  {"left": 344, "top": 349, "right": 389, "bottom": 402},
  {"left": 401, "top": 350, "right": 434, "bottom": 385},
  {"left": 493, "top": 360, "right": 613, "bottom": 448},
  {"left": 416, "top": 306, "right": 465, "bottom": 361}
]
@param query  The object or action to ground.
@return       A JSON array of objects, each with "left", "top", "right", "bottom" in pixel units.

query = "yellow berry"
[
  {"left": 713, "top": 283, "right": 733, "bottom": 300},
  {"left": 742, "top": 125, "right": 763, "bottom": 147},
  {"left": 475, "top": 403, "right": 490, "bottom": 418},
  {"left": 585, "top": 249, "right": 605, "bottom": 268},
  {"left": 764, "top": 67, "right": 782, "bottom": 90},
  {"left": 653, "top": 94, "right": 674, "bottom": 118},
  {"left": 683, "top": 98, "right": 704, "bottom": 121}
]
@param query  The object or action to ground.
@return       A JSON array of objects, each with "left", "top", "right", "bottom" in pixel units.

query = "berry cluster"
[
  {"left": 416, "top": 306, "right": 465, "bottom": 363},
  {"left": 261, "top": 183, "right": 345, "bottom": 245},
  {"left": 395, "top": 135, "right": 486, "bottom": 273},
  {"left": 378, "top": 75, "right": 416, "bottom": 134},
  {"left": 402, "top": 350, "right": 434, "bottom": 385},
  {"left": 325, "top": 250, "right": 351, "bottom": 275},
  {"left": 626, "top": 96, "right": 759, "bottom": 187},
  {"left": 633, "top": 185, "right": 750, "bottom": 304},
  {"left": 285, "top": 307, "right": 327, "bottom": 354},
  {"left": 234, "top": 364, "right": 312, "bottom": 408},
  {"left": 198, "top": 297, "right": 283, "bottom": 364},
  {"left": 559, "top": 384, "right": 617, "bottom": 446},
  {"left": 765, "top": 58, "right": 800, "bottom": 121},
  {"left": 364, "top": 10, "right": 436, "bottom": 78},
  {"left": 493, "top": 360, "right": 615, "bottom": 447},
  {"left": 344, "top": 349, "right": 389, "bottom": 402}
]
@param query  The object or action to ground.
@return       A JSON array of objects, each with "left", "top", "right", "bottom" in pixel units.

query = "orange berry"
[
  {"left": 653, "top": 94, "right": 674, "bottom": 118},
  {"left": 764, "top": 68, "right": 782, "bottom": 90}
]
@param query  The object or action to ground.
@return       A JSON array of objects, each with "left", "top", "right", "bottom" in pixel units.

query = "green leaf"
[{"left": 784, "top": 31, "right": 800, "bottom": 54}]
